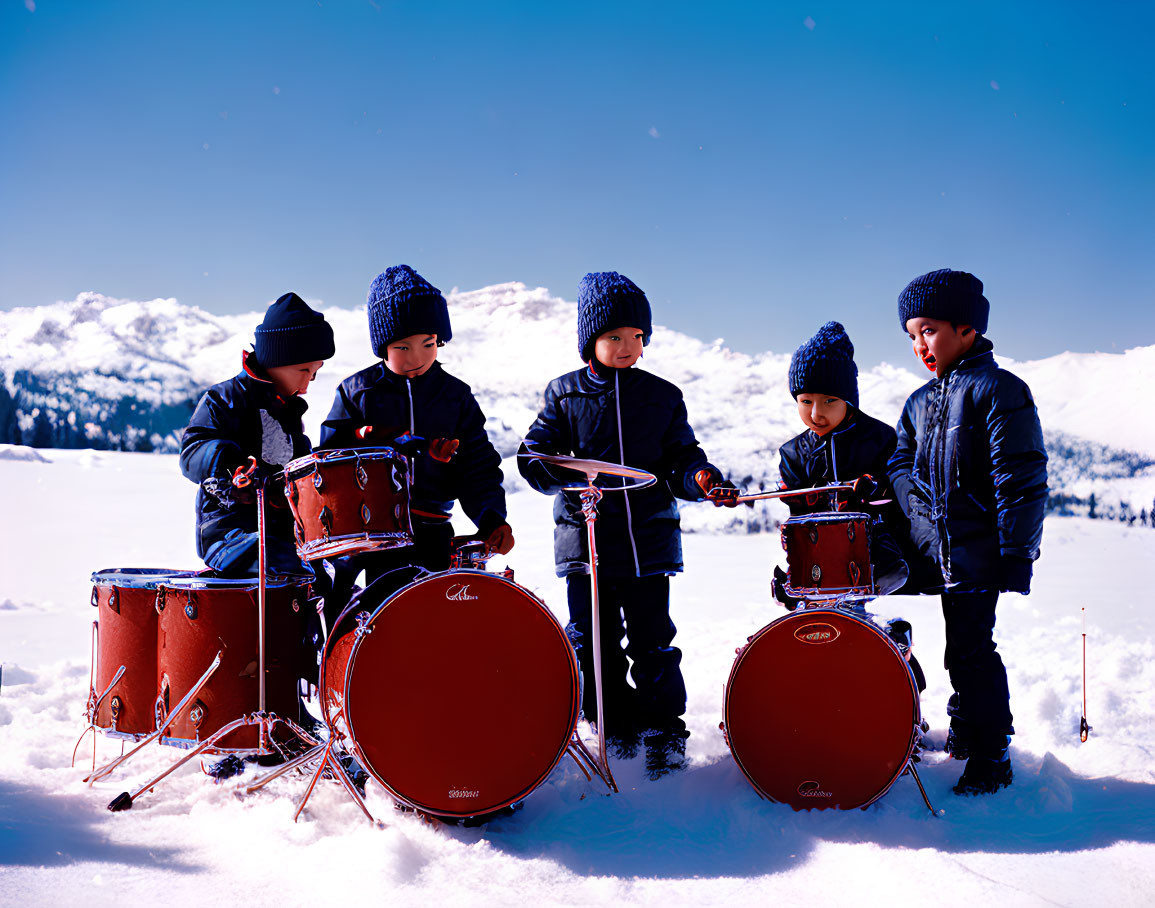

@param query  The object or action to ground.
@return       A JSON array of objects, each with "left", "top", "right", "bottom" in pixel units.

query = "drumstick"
[{"left": 731, "top": 482, "right": 857, "bottom": 505}]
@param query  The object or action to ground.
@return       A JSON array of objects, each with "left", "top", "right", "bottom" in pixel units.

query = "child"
[
  {"left": 518, "top": 271, "right": 739, "bottom": 779},
  {"left": 320, "top": 265, "right": 513, "bottom": 591},
  {"left": 181, "top": 292, "right": 335, "bottom": 579},
  {"left": 776, "top": 320, "right": 929, "bottom": 689},
  {"left": 887, "top": 268, "right": 1047, "bottom": 795},
  {"left": 777, "top": 321, "right": 915, "bottom": 592}
]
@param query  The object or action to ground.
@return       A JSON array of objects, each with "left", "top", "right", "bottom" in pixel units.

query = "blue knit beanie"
[
  {"left": 253, "top": 293, "right": 335, "bottom": 368},
  {"left": 898, "top": 269, "right": 989, "bottom": 334},
  {"left": 788, "top": 321, "right": 859, "bottom": 408},
  {"left": 367, "top": 265, "right": 453, "bottom": 357},
  {"left": 577, "top": 271, "right": 653, "bottom": 362}
]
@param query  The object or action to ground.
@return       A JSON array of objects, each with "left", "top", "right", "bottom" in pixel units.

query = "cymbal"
[{"left": 520, "top": 450, "right": 656, "bottom": 484}]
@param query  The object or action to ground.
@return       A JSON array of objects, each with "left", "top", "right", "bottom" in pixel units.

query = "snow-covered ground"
[{"left": 2, "top": 449, "right": 1154, "bottom": 906}]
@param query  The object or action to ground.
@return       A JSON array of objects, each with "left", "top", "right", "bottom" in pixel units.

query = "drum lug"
[
  {"left": 155, "top": 587, "right": 168, "bottom": 614},
  {"left": 189, "top": 700, "right": 206, "bottom": 729},
  {"left": 848, "top": 562, "right": 861, "bottom": 585},
  {"left": 110, "top": 696, "right": 122, "bottom": 723},
  {"left": 184, "top": 592, "right": 198, "bottom": 621},
  {"left": 361, "top": 503, "right": 372, "bottom": 527},
  {"left": 847, "top": 522, "right": 856, "bottom": 542},
  {"left": 319, "top": 506, "right": 334, "bottom": 539},
  {"left": 108, "top": 587, "right": 120, "bottom": 614},
  {"left": 90, "top": 586, "right": 99, "bottom": 608},
  {"left": 356, "top": 458, "right": 369, "bottom": 491},
  {"left": 354, "top": 611, "right": 373, "bottom": 637},
  {"left": 807, "top": 524, "right": 819, "bottom": 545},
  {"left": 313, "top": 471, "right": 324, "bottom": 491},
  {"left": 810, "top": 564, "right": 822, "bottom": 582}
]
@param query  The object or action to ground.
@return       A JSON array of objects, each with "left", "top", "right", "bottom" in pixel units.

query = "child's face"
[
  {"left": 905, "top": 317, "right": 976, "bottom": 377},
  {"left": 266, "top": 360, "right": 324, "bottom": 397},
  {"left": 384, "top": 333, "right": 439, "bottom": 378},
  {"left": 796, "top": 393, "right": 848, "bottom": 437},
  {"left": 593, "top": 326, "right": 645, "bottom": 369}
]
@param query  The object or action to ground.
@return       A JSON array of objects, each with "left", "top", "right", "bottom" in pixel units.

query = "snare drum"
[
  {"left": 723, "top": 607, "right": 920, "bottom": 810},
  {"left": 284, "top": 447, "right": 413, "bottom": 560},
  {"left": 156, "top": 575, "right": 311, "bottom": 751},
  {"left": 781, "top": 511, "right": 875, "bottom": 598},
  {"left": 322, "top": 570, "right": 579, "bottom": 818},
  {"left": 89, "top": 568, "right": 193, "bottom": 739}
]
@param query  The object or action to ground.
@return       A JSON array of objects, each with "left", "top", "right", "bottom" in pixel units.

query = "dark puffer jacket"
[
  {"left": 180, "top": 359, "right": 311, "bottom": 559},
  {"left": 319, "top": 361, "right": 507, "bottom": 535},
  {"left": 518, "top": 363, "right": 720, "bottom": 578},
  {"left": 778, "top": 409, "right": 898, "bottom": 515},
  {"left": 887, "top": 337, "right": 1048, "bottom": 591}
]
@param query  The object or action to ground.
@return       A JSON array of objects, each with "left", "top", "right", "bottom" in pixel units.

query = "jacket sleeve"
[
  {"left": 453, "top": 392, "right": 508, "bottom": 534},
  {"left": 887, "top": 397, "right": 920, "bottom": 523},
  {"left": 319, "top": 381, "right": 362, "bottom": 450},
  {"left": 518, "top": 381, "right": 584, "bottom": 495},
  {"left": 179, "top": 389, "right": 246, "bottom": 484},
  {"left": 659, "top": 395, "right": 713, "bottom": 502},
  {"left": 777, "top": 442, "right": 812, "bottom": 516},
  {"left": 987, "top": 374, "right": 1048, "bottom": 561}
]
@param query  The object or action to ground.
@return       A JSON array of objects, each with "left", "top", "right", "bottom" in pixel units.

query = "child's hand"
[
  {"left": 851, "top": 474, "right": 880, "bottom": 501},
  {"left": 695, "top": 469, "right": 741, "bottom": 508},
  {"left": 429, "top": 437, "right": 460, "bottom": 463},
  {"left": 484, "top": 523, "right": 515, "bottom": 555},
  {"left": 999, "top": 557, "right": 1033, "bottom": 594}
]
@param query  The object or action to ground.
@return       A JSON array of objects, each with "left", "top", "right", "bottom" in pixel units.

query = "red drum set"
[{"left": 79, "top": 446, "right": 937, "bottom": 821}]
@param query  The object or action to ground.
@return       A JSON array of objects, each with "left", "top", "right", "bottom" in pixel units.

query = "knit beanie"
[
  {"left": 577, "top": 271, "right": 653, "bottom": 362},
  {"left": 252, "top": 292, "right": 335, "bottom": 368},
  {"left": 897, "top": 269, "right": 989, "bottom": 334},
  {"left": 367, "top": 265, "right": 453, "bottom": 357},
  {"left": 788, "top": 321, "right": 859, "bottom": 408}
]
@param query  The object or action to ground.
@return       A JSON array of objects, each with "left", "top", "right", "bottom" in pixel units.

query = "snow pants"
[
  {"left": 565, "top": 573, "right": 687, "bottom": 738},
  {"left": 941, "top": 589, "right": 1014, "bottom": 746}
]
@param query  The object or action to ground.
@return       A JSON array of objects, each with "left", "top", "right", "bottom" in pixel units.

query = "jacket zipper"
[
  {"left": 931, "top": 373, "right": 952, "bottom": 579},
  {"left": 614, "top": 371, "right": 642, "bottom": 576},
  {"left": 406, "top": 377, "right": 416, "bottom": 489}
]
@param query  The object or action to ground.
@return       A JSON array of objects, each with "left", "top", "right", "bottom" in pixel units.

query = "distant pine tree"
[{"left": 1088, "top": 493, "right": 1098, "bottom": 519}]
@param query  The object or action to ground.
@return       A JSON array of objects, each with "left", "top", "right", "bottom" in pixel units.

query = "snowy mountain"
[{"left": 2, "top": 287, "right": 1153, "bottom": 520}]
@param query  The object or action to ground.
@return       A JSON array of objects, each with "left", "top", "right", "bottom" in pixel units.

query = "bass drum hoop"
[
  {"left": 724, "top": 607, "right": 920, "bottom": 810},
  {"left": 331, "top": 569, "right": 579, "bottom": 817}
]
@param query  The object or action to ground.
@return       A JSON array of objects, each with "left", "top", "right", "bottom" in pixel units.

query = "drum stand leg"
[
  {"left": 291, "top": 739, "right": 375, "bottom": 825},
  {"left": 581, "top": 484, "right": 618, "bottom": 795},
  {"left": 85, "top": 651, "right": 224, "bottom": 785},
  {"left": 106, "top": 710, "right": 319, "bottom": 812},
  {"left": 72, "top": 662, "right": 127, "bottom": 771},
  {"left": 906, "top": 761, "right": 943, "bottom": 817},
  {"left": 245, "top": 741, "right": 327, "bottom": 793}
]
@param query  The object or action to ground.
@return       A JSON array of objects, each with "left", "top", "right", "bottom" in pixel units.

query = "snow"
[{"left": 2, "top": 450, "right": 1155, "bottom": 905}]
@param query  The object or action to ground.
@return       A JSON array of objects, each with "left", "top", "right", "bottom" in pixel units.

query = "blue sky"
[{"left": 2, "top": 1, "right": 1151, "bottom": 367}]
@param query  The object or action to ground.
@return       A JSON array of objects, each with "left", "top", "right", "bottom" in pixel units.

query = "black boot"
[{"left": 953, "top": 735, "right": 1012, "bottom": 795}]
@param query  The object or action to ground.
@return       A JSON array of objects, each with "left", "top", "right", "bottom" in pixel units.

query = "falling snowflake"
[
  {"left": 24, "top": 0, "right": 35, "bottom": 11},
  {"left": 649, "top": 126, "right": 661, "bottom": 139},
  {"left": 803, "top": 16, "right": 816, "bottom": 30},
  {"left": 990, "top": 80, "right": 1000, "bottom": 91},
  {"left": 273, "top": 86, "right": 281, "bottom": 95}
]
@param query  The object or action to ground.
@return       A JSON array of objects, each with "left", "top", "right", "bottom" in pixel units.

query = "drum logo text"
[
  {"left": 797, "top": 780, "right": 833, "bottom": 799},
  {"left": 448, "top": 788, "right": 480, "bottom": 799},
  {"left": 793, "top": 623, "right": 840, "bottom": 645},
  {"left": 445, "top": 584, "right": 480, "bottom": 601}
]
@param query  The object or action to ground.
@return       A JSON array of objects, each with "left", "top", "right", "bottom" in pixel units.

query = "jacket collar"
[
  {"left": 239, "top": 350, "right": 307, "bottom": 415},
  {"left": 371, "top": 359, "right": 444, "bottom": 388},
  {"left": 942, "top": 335, "right": 995, "bottom": 379}
]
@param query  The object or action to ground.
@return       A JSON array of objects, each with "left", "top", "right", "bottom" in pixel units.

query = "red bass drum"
[
  {"left": 322, "top": 570, "right": 579, "bottom": 818},
  {"left": 723, "top": 607, "right": 920, "bottom": 810}
]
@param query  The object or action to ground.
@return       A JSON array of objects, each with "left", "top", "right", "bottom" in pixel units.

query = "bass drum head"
[
  {"left": 342, "top": 571, "right": 579, "bottom": 818},
  {"left": 724, "top": 609, "right": 918, "bottom": 810}
]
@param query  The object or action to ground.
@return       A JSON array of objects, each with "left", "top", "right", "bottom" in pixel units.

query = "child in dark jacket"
[
  {"left": 518, "top": 271, "right": 739, "bottom": 778},
  {"left": 181, "top": 292, "right": 335, "bottom": 578},
  {"left": 776, "top": 321, "right": 915, "bottom": 597},
  {"left": 320, "top": 266, "right": 513, "bottom": 590},
  {"left": 887, "top": 268, "right": 1047, "bottom": 796}
]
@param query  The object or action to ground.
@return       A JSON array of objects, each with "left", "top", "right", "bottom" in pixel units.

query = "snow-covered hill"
[{"left": 2, "top": 287, "right": 1153, "bottom": 519}]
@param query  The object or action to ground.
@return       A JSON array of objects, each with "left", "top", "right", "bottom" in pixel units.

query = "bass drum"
[
  {"left": 322, "top": 569, "right": 579, "bottom": 818},
  {"left": 723, "top": 608, "right": 920, "bottom": 810}
]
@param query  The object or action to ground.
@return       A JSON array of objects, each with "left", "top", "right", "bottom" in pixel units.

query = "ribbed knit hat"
[
  {"left": 577, "top": 271, "right": 653, "bottom": 362},
  {"left": 788, "top": 321, "right": 859, "bottom": 408},
  {"left": 367, "top": 265, "right": 452, "bottom": 357},
  {"left": 252, "top": 292, "right": 335, "bottom": 368},
  {"left": 898, "top": 269, "right": 989, "bottom": 334}
]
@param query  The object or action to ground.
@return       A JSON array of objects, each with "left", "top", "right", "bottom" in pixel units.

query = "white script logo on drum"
[
  {"left": 447, "top": 788, "right": 481, "bottom": 799},
  {"left": 793, "top": 623, "right": 841, "bottom": 645},
  {"left": 445, "top": 584, "right": 480, "bottom": 601},
  {"left": 796, "top": 780, "right": 834, "bottom": 799}
]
